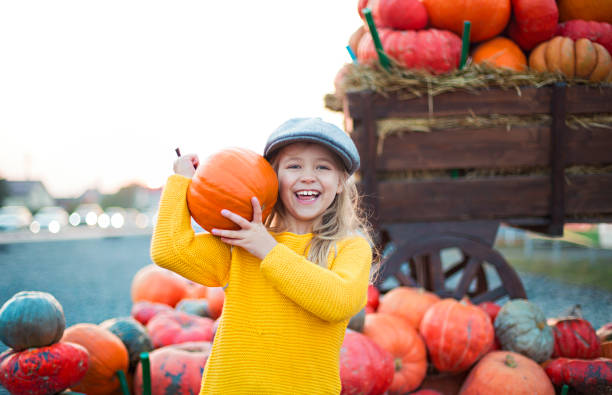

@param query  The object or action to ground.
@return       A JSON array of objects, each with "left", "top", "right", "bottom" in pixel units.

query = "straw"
[
  {"left": 140, "top": 352, "right": 152, "bottom": 395},
  {"left": 117, "top": 370, "right": 130, "bottom": 395},
  {"left": 460, "top": 21, "right": 471, "bottom": 69},
  {"left": 363, "top": 8, "right": 391, "bottom": 71},
  {"left": 346, "top": 45, "right": 358, "bottom": 64}
]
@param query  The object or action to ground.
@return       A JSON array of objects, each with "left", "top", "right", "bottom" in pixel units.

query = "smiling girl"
[{"left": 151, "top": 117, "right": 374, "bottom": 394}]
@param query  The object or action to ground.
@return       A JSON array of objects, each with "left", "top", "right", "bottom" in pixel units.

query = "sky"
[{"left": 0, "top": 1, "right": 361, "bottom": 198}]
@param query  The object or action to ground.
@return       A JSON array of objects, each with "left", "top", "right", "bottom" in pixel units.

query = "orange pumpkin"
[
  {"left": 131, "top": 264, "right": 189, "bottom": 307},
  {"left": 421, "top": 0, "right": 511, "bottom": 42},
  {"left": 472, "top": 37, "right": 527, "bottom": 71},
  {"left": 558, "top": 0, "right": 612, "bottom": 24},
  {"left": 62, "top": 323, "right": 129, "bottom": 395},
  {"left": 419, "top": 298, "right": 494, "bottom": 373},
  {"left": 377, "top": 287, "right": 440, "bottom": 329},
  {"left": 363, "top": 313, "right": 428, "bottom": 394},
  {"left": 187, "top": 147, "right": 278, "bottom": 233},
  {"left": 206, "top": 287, "right": 225, "bottom": 319},
  {"left": 529, "top": 37, "right": 612, "bottom": 81},
  {"left": 459, "top": 351, "right": 555, "bottom": 394}
]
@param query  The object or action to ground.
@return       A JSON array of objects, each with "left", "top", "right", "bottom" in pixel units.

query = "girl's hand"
[
  {"left": 211, "top": 197, "right": 278, "bottom": 260},
  {"left": 173, "top": 154, "right": 199, "bottom": 178}
]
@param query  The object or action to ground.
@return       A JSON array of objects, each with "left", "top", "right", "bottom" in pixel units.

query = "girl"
[{"left": 151, "top": 117, "right": 374, "bottom": 394}]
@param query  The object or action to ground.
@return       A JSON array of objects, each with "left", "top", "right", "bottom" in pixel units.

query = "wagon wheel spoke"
[
  {"left": 467, "top": 266, "right": 488, "bottom": 297},
  {"left": 414, "top": 255, "right": 428, "bottom": 288},
  {"left": 395, "top": 271, "right": 417, "bottom": 287},
  {"left": 452, "top": 257, "right": 482, "bottom": 300},
  {"left": 429, "top": 251, "right": 445, "bottom": 293},
  {"left": 444, "top": 254, "right": 468, "bottom": 279}
]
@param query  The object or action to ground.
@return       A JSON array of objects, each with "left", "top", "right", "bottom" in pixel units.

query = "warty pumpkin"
[
  {"left": 187, "top": 147, "right": 278, "bottom": 233},
  {"left": 146, "top": 310, "right": 214, "bottom": 348},
  {"left": 494, "top": 299, "right": 554, "bottom": 363},
  {"left": 0, "top": 290, "right": 65, "bottom": 351},
  {"left": 421, "top": 0, "right": 511, "bottom": 42},
  {"left": 544, "top": 357, "right": 612, "bottom": 394},
  {"left": 133, "top": 341, "right": 212, "bottom": 395},
  {"left": 529, "top": 36, "right": 612, "bottom": 81},
  {"left": 419, "top": 298, "right": 493, "bottom": 373},
  {"left": 0, "top": 341, "right": 89, "bottom": 395},
  {"left": 357, "top": 28, "right": 462, "bottom": 74},
  {"left": 459, "top": 351, "right": 555, "bottom": 395},
  {"left": 131, "top": 300, "right": 174, "bottom": 325},
  {"left": 61, "top": 323, "right": 129, "bottom": 395},
  {"left": 363, "top": 313, "right": 427, "bottom": 394},
  {"left": 377, "top": 286, "right": 440, "bottom": 329},
  {"left": 131, "top": 264, "right": 189, "bottom": 307},
  {"left": 472, "top": 37, "right": 527, "bottom": 71},
  {"left": 556, "top": 19, "right": 612, "bottom": 54},
  {"left": 558, "top": 0, "right": 612, "bottom": 24},
  {"left": 378, "top": 0, "right": 428, "bottom": 30},
  {"left": 551, "top": 317, "right": 601, "bottom": 359}
]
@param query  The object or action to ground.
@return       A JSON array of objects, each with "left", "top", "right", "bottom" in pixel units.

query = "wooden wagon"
[{"left": 342, "top": 82, "right": 612, "bottom": 303}]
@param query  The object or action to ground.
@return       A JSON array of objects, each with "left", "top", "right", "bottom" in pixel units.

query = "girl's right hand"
[{"left": 173, "top": 154, "right": 199, "bottom": 178}]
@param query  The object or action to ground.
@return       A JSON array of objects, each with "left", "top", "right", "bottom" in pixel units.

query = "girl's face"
[{"left": 276, "top": 142, "right": 344, "bottom": 234}]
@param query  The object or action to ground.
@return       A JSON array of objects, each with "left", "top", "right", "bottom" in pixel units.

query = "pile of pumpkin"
[
  {"left": 347, "top": 285, "right": 612, "bottom": 394},
  {"left": 342, "top": 0, "right": 612, "bottom": 81},
  {"left": 2, "top": 266, "right": 611, "bottom": 395},
  {"left": 0, "top": 264, "right": 226, "bottom": 395}
]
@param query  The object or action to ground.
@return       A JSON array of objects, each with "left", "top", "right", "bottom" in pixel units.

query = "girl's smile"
[{"left": 276, "top": 143, "right": 344, "bottom": 233}]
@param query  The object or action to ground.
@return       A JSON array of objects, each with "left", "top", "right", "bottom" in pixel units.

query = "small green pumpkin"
[
  {"left": 0, "top": 291, "right": 66, "bottom": 351},
  {"left": 100, "top": 316, "right": 153, "bottom": 373},
  {"left": 494, "top": 299, "right": 554, "bottom": 362}
]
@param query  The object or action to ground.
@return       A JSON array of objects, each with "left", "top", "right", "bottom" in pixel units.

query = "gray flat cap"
[{"left": 264, "top": 117, "right": 360, "bottom": 175}]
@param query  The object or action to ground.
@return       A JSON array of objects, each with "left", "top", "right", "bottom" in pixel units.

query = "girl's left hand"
[{"left": 211, "top": 197, "right": 278, "bottom": 260}]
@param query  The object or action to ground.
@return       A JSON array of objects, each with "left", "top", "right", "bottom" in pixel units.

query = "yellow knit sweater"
[{"left": 150, "top": 175, "right": 372, "bottom": 394}]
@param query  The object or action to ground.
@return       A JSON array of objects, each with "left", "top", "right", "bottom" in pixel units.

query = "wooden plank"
[
  {"left": 377, "top": 176, "right": 550, "bottom": 222},
  {"left": 566, "top": 84, "right": 612, "bottom": 114},
  {"left": 566, "top": 174, "right": 612, "bottom": 214},
  {"left": 346, "top": 87, "right": 553, "bottom": 119},
  {"left": 566, "top": 127, "right": 612, "bottom": 166},
  {"left": 372, "top": 126, "right": 550, "bottom": 171}
]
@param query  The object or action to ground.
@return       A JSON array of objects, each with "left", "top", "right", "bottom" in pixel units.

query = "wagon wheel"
[{"left": 375, "top": 234, "right": 526, "bottom": 303}]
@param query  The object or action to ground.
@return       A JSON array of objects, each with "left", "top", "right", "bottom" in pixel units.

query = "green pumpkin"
[
  {"left": 494, "top": 299, "right": 553, "bottom": 363},
  {"left": 100, "top": 316, "right": 153, "bottom": 373},
  {"left": 0, "top": 291, "right": 66, "bottom": 351}
]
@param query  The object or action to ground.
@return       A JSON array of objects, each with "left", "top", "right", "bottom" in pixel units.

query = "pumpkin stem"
[
  {"left": 140, "top": 352, "right": 152, "bottom": 395},
  {"left": 504, "top": 354, "right": 517, "bottom": 368},
  {"left": 537, "top": 321, "right": 546, "bottom": 330},
  {"left": 117, "top": 370, "right": 130, "bottom": 395},
  {"left": 394, "top": 357, "right": 403, "bottom": 372}
]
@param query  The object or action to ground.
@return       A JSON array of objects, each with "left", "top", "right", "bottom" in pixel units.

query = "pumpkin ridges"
[
  {"left": 529, "top": 41, "right": 549, "bottom": 71},
  {"left": 575, "top": 38, "right": 598, "bottom": 78},
  {"left": 591, "top": 42, "right": 612, "bottom": 81}
]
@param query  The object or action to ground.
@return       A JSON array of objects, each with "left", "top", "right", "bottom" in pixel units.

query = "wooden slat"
[
  {"left": 371, "top": 126, "right": 550, "bottom": 171},
  {"left": 347, "top": 87, "right": 553, "bottom": 119},
  {"left": 548, "top": 83, "right": 567, "bottom": 236},
  {"left": 377, "top": 176, "right": 550, "bottom": 222},
  {"left": 566, "top": 174, "right": 612, "bottom": 214},
  {"left": 566, "top": 127, "right": 612, "bottom": 166},
  {"left": 566, "top": 84, "right": 612, "bottom": 114}
]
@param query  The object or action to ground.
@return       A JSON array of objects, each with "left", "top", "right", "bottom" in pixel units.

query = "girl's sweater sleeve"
[
  {"left": 259, "top": 236, "right": 371, "bottom": 323},
  {"left": 150, "top": 174, "right": 231, "bottom": 287}
]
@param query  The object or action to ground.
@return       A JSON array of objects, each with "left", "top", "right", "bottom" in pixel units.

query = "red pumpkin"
[
  {"left": 556, "top": 20, "right": 612, "bottom": 54},
  {"left": 422, "top": 0, "right": 511, "bottom": 42},
  {"left": 377, "top": 286, "right": 440, "bottom": 329},
  {"left": 411, "top": 390, "right": 444, "bottom": 395},
  {"left": 379, "top": 0, "right": 428, "bottom": 30},
  {"left": 0, "top": 342, "right": 89, "bottom": 395},
  {"left": 340, "top": 330, "right": 394, "bottom": 395},
  {"left": 62, "top": 323, "right": 129, "bottom": 395},
  {"left": 552, "top": 318, "right": 601, "bottom": 358},
  {"left": 183, "top": 282, "right": 208, "bottom": 300},
  {"left": 358, "top": 0, "right": 389, "bottom": 28},
  {"left": 186, "top": 148, "right": 278, "bottom": 233},
  {"left": 206, "top": 287, "right": 225, "bottom": 319},
  {"left": 357, "top": 28, "right": 462, "bottom": 74},
  {"left": 131, "top": 264, "right": 189, "bottom": 307},
  {"left": 363, "top": 313, "right": 427, "bottom": 394},
  {"left": 131, "top": 300, "right": 174, "bottom": 325},
  {"left": 133, "top": 341, "right": 212, "bottom": 395},
  {"left": 544, "top": 357, "right": 612, "bottom": 393},
  {"left": 366, "top": 284, "right": 380, "bottom": 313},
  {"left": 459, "top": 351, "right": 555, "bottom": 394},
  {"left": 507, "top": 0, "right": 559, "bottom": 50},
  {"left": 146, "top": 310, "right": 214, "bottom": 348},
  {"left": 420, "top": 298, "right": 493, "bottom": 373},
  {"left": 478, "top": 301, "right": 501, "bottom": 322}
]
